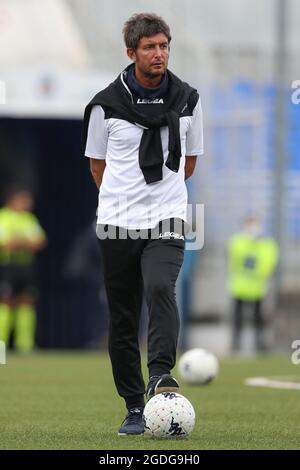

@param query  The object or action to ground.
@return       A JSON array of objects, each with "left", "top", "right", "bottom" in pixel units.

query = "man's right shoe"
[
  {"left": 146, "top": 374, "right": 180, "bottom": 401},
  {"left": 118, "top": 407, "right": 144, "bottom": 436}
]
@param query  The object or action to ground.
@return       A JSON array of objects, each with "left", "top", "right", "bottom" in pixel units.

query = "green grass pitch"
[{"left": 0, "top": 351, "right": 299, "bottom": 450}]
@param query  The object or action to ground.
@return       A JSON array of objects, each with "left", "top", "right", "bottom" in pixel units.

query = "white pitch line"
[{"left": 245, "top": 377, "right": 300, "bottom": 391}]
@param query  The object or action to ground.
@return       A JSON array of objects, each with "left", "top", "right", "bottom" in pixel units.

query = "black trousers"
[
  {"left": 232, "top": 298, "right": 264, "bottom": 351},
  {"left": 98, "top": 220, "right": 185, "bottom": 410}
]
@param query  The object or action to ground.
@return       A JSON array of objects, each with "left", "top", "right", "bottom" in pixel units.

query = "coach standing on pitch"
[{"left": 82, "top": 13, "right": 204, "bottom": 435}]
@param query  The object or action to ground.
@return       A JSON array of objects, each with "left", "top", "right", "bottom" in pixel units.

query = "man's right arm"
[{"left": 90, "top": 158, "right": 106, "bottom": 189}]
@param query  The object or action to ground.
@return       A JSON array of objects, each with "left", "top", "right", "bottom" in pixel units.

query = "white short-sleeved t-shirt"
[{"left": 85, "top": 97, "right": 204, "bottom": 229}]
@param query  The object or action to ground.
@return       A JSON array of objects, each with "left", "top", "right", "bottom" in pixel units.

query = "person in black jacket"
[{"left": 82, "top": 13, "right": 204, "bottom": 435}]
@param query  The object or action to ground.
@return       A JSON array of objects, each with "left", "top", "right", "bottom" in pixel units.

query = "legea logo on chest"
[{"left": 137, "top": 98, "right": 164, "bottom": 104}]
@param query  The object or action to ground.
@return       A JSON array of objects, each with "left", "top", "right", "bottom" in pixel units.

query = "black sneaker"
[
  {"left": 146, "top": 374, "right": 180, "bottom": 400},
  {"left": 118, "top": 407, "right": 144, "bottom": 436}
]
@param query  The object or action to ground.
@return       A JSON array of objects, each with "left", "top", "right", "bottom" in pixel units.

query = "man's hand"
[
  {"left": 90, "top": 158, "right": 106, "bottom": 189},
  {"left": 5, "top": 238, "right": 47, "bottom": 253}
]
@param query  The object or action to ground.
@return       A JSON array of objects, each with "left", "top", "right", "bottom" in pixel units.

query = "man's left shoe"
[{"left": 118, "top": 407, "right": 145, "bottom": 436}]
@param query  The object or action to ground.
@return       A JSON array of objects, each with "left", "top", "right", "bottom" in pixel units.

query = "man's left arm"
[
  {"left": 185, "top": 155, "right": 197, "bottom": 180},
  {"left": 184, "top": 97, "right": 204, "bottom": 180}
]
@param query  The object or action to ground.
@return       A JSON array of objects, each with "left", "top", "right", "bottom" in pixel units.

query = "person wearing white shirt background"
[{"left": 82, "top": 12, "right": 203, "bottom": 435}]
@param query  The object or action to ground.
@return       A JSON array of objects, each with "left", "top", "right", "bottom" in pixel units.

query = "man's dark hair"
[{"left": 123, "top": 13, "right": 171, "bottom": 50}]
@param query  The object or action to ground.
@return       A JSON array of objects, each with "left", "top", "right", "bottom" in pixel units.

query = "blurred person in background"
[
  {"left": 62, "top": 219, "right": 109, "bottom": 349},
  {"left": 177, "top": 177, "right": 201, "bottom": 351},
  {"left": 177, "top": 250, "right": 199, "bottom": 350},
  {"left": 82, "top": 13, "right": 203, "bottom": 435},
  {"left": 0, "top": 188, "right": 47, "bottom": 352},
  {"left": 227, "top": 216, "right": 279, "bottom": 352}
]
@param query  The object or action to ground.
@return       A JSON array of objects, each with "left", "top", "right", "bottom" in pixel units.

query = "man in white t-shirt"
[{"left": 82, "top": 13, "right": 203, "bottom": 435}]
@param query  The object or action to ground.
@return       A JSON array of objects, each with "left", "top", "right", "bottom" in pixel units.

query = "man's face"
[{"left": 127, "top": 33, "right": 169, "bottom": 80}]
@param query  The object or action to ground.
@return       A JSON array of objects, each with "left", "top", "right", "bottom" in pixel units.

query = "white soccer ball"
[
  {"left": 143, "top": 392, "right": 195, "bottom": 438},
  {"left": 178, "top": 348, "right": 219, "bottom": 385}
]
